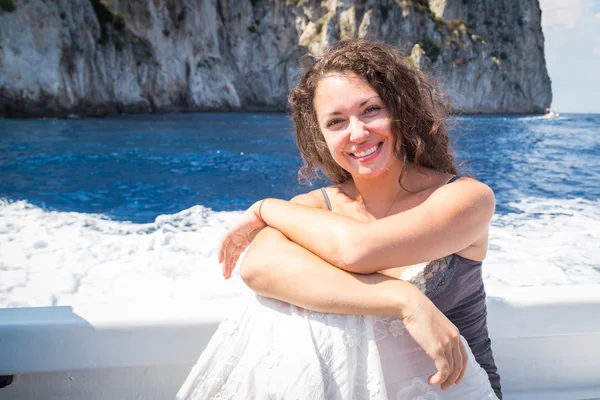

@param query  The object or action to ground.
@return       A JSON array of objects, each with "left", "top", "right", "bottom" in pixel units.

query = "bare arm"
[
  {"left": 241, "top": 226, "right": 415, "bottom": 316},
  {"left": 240, "top": 191, "right": 410, "bottom": 315},
  {"left": 257, "top": 178, "right": 495, "bottom": 273},
  {"left": 239, "top": 192, "right": 469, "bottom": 389}
]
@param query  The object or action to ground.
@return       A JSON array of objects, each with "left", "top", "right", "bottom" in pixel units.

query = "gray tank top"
[{"left": 320, "top": 178, "right": 502, "bottom": 399}]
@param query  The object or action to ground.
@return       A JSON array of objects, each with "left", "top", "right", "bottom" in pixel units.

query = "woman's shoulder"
[
  {"left": 290, "top": 188, "right": 330, "bottom": 209},
  {"left": 430, "top": 175, "right": 495, "bottom": 207},
  {"left": 402, "top": 170, "right": 494, "bottom": 212},
  {"left": 419, "top": 175, "right": 495, "bottom": 230}
]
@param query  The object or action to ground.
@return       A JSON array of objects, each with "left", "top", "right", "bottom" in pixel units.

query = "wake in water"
[
  {"left": 1, "top": 197, "right": 599, "bottom": 308},
  {"left": 0, "top": 199, "right": 247, "bottom": 308},
  {"left": 484, "top": 197, "right": 600, "bottom": 289},
  {"left": 515, "top": 115, "right": 570, "bottom": 121}
]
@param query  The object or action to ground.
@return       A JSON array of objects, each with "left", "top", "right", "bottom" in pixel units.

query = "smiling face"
[
  {"left": 290, "top": 40, "right": 455, "bottom": 186},
  {"left": 313, "top": 73, "right": 401, "bottom": 181}
]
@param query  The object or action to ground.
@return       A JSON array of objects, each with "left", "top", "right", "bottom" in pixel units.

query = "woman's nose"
[{"left": 348, "top": 117, "right": 369, "bottom": 142}]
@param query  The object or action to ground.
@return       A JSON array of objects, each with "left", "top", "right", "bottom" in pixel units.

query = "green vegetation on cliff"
[{"left": 0, "top": 0, "right": 16, "bottom": 12}]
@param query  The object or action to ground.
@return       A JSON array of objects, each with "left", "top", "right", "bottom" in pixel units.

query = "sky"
[{"left": 538, "top": 0, "right": 600, "bottom": 113}]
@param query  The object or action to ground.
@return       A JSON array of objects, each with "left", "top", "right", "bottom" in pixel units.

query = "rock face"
[
  {"left": 0, "top": 0, "right": 551, "bottom": 117},
  {"left": 428, "top": 0, "right": 552, "bottom": 113}
]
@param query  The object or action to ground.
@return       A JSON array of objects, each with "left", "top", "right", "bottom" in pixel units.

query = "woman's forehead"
[
  {"left": 315, "top": 72, "right": 371, "bottom": 91},
  {"left": 314, "top": 74, "right": 379, "bottom": 113}
]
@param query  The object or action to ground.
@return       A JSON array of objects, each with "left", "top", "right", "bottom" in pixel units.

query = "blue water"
[{"left": 1, "top": 113, "right": 599, "bottom": 223}]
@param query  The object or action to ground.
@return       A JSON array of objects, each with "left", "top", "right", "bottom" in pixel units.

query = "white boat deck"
[{"left": 0, "top": 285, "right": 599, "bottom": 399}]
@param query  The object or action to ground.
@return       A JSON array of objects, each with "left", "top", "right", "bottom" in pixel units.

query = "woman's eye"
[
  {"left": 326, "top": 119, "right": 343, "bottom": 127},
  {"left": 364, "top": 106, "right": 381, "bottom": 114}
]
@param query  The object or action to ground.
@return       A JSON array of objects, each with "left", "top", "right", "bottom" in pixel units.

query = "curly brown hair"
[{"left": 289, "top": 39, "right": 457, "bottom": 185}]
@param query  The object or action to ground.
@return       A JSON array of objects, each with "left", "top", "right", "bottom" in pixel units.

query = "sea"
[{"left": 0, "top": 113, "right": 599, "bottom": 310}]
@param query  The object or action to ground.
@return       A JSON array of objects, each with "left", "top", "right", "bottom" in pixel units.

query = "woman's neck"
[
  {"left": 349, "top": 165, "right": 441, "bottom": 218},
  {"left": 350, "top": 164, "right": 408, "bottom": 219}
]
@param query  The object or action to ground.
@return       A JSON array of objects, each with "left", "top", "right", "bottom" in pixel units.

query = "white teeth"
[{"left": 353, "top": 144, "right": 378, "bottom": 158}]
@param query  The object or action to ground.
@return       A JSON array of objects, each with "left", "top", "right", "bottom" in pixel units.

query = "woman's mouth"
[{"left": 349, "top": 142, "right": 383, "bottom": 160}]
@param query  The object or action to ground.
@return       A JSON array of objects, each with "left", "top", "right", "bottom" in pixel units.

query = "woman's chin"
[
  {"left": 340, "top": 151, "right": 399, "bottom": 180},
  {"left": 349, "top": 166, "right": 389, "bottom": 180},
  {"left": 347, "top": 160, "right": 396, "bottom": 180}
]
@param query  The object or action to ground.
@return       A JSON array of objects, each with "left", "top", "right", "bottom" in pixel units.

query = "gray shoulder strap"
[
  {"left": 320, "top": 187, "right": 333, "bottom": 211},
  {"left": 445, "top": 175, "right": 461, "bottom": 185}
]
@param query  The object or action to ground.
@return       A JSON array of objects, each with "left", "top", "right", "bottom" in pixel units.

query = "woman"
[{"left": 177, "top": 39, "right": 501, "bottom": 399}]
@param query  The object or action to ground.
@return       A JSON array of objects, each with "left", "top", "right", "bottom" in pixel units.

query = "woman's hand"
[
  {"left": 400, "top": 285, "right": 468, "bottom": 390},
  {"left": 219, "top": 200, "right": 266, "bottom": 279}
]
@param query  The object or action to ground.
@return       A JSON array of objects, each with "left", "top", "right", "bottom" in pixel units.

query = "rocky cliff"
[{"left": 0, "top": 0, "right": 552, "bottom": 117}]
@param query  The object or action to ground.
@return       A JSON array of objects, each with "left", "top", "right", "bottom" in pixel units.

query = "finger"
[
  {"left": 228, "top": 247, "right": 242, "bottom": 278},
  {"left": 457, "top": 338, "right": 468, "bottom": 384},
  {"left": 218, "top": 233, "right": 228, "bottom": 264},
  {"left": 221, "top": 240, "right": 230, "bottom": 278},
  {"left": 218, "top": 240, "right": 223, "bottom": 264},
  {"left": 442, "top": 342, "right": 463, "bottom": 390},
  {"left": 225, "top": 244, "right": 235, "bottom": 279},
  {"left": 223, "top": 242, "right": 230, "bottom": 278},
  {"left": 234, "top": 247, "right": 244, "bottom": 269},
  {"left": 220, "top": 240, "right": 227, "bottom": 277},
  {"left": 440, "top": 345, "right": 455, "bottom": 390},
  {"left": 226, "top": 245, "right": 242, "bottom": 279},
  {"left": 429, "top": 352, "right": 450, "bottom": 386}
]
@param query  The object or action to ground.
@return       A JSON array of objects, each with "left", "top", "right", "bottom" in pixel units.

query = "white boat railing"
[{"left": 0, "top": 285, "right": 599, "bottom": 400}]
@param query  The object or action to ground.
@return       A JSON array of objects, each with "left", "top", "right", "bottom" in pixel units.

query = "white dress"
[{"left": 176, "top": 265, "right": 499, "bottom": 400}]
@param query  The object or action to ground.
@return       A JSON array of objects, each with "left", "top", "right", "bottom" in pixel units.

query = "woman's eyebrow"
[
  {"left": 359, "top": 96, "right": 381, "bottom": 106},
  {"left": 321, "top": 96, "right": 382, "bottom": 118}
]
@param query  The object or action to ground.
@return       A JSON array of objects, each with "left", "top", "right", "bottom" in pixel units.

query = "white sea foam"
[
  {"left": 484, "top": 197, "right": 600, "bottom": 290},
  {"left": 514, "top": 115, "right": 570, "bottom": 121},
  {"left": 0, "top": 200, "right": 248, "bottom": 310},
  {"left": 0, "top": 198, "right": 599, "bottom": 309}
]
